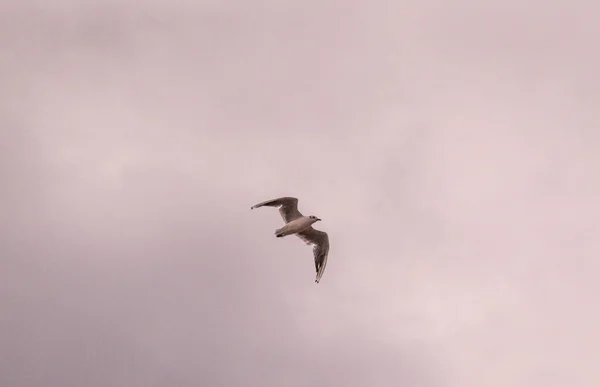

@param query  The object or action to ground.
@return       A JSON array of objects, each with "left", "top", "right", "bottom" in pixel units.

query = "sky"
[{"left": 1, "top": 1, "right": 599, "bottom": 386}]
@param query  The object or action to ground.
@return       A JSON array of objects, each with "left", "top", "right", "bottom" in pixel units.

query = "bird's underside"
[
  {"left": 251, "top": 196, "right": 330, "bottom": 283},
  {"left": 274, "top": 216, "right": 314, "bottom": 238}
]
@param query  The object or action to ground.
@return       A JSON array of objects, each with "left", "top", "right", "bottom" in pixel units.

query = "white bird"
[{"left": 251, "top": 196, "right": 330, "bottom": 283}]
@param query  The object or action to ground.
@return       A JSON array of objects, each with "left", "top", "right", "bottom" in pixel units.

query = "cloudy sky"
[{"left": 1, "top": 1, "right": 599, "bottom": 386}]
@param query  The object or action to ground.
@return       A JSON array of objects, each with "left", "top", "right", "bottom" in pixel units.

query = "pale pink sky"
[{"left": 1, "top": 1, "right": 599, "bottom": 386}]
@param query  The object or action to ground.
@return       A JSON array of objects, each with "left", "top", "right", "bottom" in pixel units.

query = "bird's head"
[{"left": 308, "top": 215, "right": 322, "bottom": 222}]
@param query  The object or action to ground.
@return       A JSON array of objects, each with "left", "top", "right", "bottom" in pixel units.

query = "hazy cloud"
[{"left": 1, "top": 1, "right": 598, "bottom": 386}]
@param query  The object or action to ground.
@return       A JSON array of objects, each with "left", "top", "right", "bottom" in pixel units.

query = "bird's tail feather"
[{"left": 275, "top": 227, "right": 285, "bottom": 237}]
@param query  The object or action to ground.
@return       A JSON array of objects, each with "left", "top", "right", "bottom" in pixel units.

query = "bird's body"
[
  {"left": 251, "top": 197, "right": 330, "bottom": 283},
  {"left": 275, "top": 216, "right": 318, "bottom": 238}
]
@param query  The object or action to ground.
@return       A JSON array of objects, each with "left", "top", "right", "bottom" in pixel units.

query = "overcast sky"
[{"left": 1, "top": 1, "right": 599, "bottom": 386}]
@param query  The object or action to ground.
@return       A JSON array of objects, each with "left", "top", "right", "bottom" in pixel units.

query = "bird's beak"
[{"left": 316, "top": 218, "right": 322, "bottom": 221}]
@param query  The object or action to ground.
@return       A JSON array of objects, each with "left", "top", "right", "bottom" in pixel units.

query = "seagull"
[{"left": 251, "top": 196, "right": 330, "bottom": 283}]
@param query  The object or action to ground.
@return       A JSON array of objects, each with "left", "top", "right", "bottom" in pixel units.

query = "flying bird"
[{"left": 251, "top": 197, "right": 330, "bottom": 283}]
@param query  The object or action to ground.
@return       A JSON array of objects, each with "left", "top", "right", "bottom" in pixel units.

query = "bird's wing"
[
  {"left": 250, "top": 197, "right": 303, "bottom": 223},
  {"left": 296, "top": 227, "right": 330, "bottom": 283}
]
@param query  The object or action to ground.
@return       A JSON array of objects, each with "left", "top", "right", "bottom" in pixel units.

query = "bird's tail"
[{"left": 275, "top": 227, "right": 286, "bottom": 238}]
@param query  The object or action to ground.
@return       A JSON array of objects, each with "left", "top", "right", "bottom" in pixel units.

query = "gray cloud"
[{"left": 1, "top": 1, "right": 599, "bottom": 386}]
